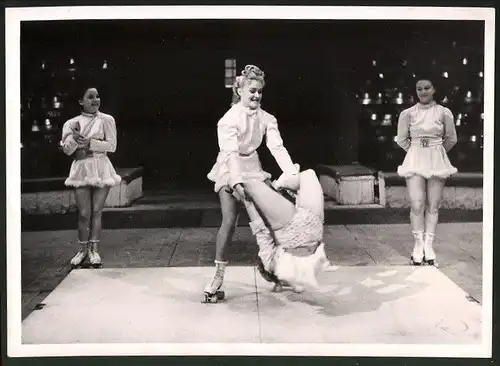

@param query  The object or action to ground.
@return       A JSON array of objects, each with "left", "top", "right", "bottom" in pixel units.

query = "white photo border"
[{"left": 5, "top": 5, "right": 495, "bottom": 358}]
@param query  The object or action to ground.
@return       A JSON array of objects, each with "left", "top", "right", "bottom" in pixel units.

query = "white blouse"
[
  {"left": 217, "top": 102, "right": 296, "bottom": 187},
  {"left": 60, "top": 112, "right": 117, "bottom": 156},
  {"left": 396, "top": 102, "right": 458, "bottom": 152}
]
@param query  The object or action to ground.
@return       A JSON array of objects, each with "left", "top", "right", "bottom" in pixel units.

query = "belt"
[
  {"left": 410, "top": 137, "right": 443, "bottom": 148},
  {"left": 74, "top": 149, "right": 107, "bottom": 161}
]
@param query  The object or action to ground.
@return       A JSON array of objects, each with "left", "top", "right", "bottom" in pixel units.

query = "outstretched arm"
[{"left": 266, "top": 117, "right": 297, "bottom": 174}]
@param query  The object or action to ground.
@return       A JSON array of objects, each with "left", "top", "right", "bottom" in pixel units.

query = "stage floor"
[{"left": 22, "top": 265, "right": 481, "bottom": 345}]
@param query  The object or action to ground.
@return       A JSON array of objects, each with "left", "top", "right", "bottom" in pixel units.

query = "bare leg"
[
  {"left": 204, "top": 186, "right": 238, "bottom": 297},
  {"left": 74, "top": 187, "right": 92, "bottom": 242},
  {"left": 424, "top": 177, "right": 446, "bottom": 264},
  {"left": 244, "top": 180, "right": 295, "bottom": 231},
  {"left": 72, "top": 187, "right": 92, "bottom": 266},
  {"left": 406, "top": 175, "right": 426, "bottom": 264},
  {"left": 425, "top": 177, "right": 445, "bottom": 235},
  {"left": 244, "top": 199, "right": 277, "bottom": 272},
  {"left": 87, "top": 186, "right": 111, "bottom": 267},
  {"left": 295, "top": 170, "right": 324, "bottom": 221},
  {"left": 89, "top": 186, "right": 110, "bottom": 241},
  {"left": 215, "top": 187, "right": 238, "bottom": 262}
]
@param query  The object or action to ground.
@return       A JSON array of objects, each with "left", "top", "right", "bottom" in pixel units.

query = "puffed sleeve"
[
  {"left": 60, "top": 119, "right": 79, "bottom": 156},
  {"left": 89, "top": 115, "right": 117, "bottom": 153},
  {"left": 442, "top": 107, "right": 458, "bottom": 152},
  {"left": 217, "top": 116, "right": 243, "bottom": 188},
  {"left": 396, "top": 109, "right": 411, "bottom": 152},
  {"left": 265, "top": 116, "right": 296, "bottom": 173}
]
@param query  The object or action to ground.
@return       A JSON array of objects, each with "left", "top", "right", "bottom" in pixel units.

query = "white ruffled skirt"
[
  {"left": 397, "top": 143, "right": 458, "bottom": 179},
  {"left": 64, "top": 154, "right": 122, "bottom": 188},
  {"left": 207, "top": 151, "right": 271, "bottom": 192},
  {"left": 274, "top": 242, "right": 329, "bottom": 290}
]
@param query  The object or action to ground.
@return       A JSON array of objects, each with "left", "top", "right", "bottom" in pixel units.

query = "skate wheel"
[
  {"left": 202, "top": 292, "right": 221, "bottom": 304},
  {"left": 91, "top": 263, "right": 102, "bottom": 269},
  {"left": 216, "top": 291, "right": 225, "bottom": 300},
  {"left": 425, "top": 259, "right": 437, "bottom": 267},
  {"left": 410, "top": 257, "right": 422, "bottom": 266}
]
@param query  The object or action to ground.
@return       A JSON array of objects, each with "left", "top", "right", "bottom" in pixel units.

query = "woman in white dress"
[
  {"left": 205, "top": 65, "right": 298, "bottom": 301},
  {"left": 396, "top": 77, "right": 458, "bottom": 266},
  {"left": 60, "top": 86, "right": 121, "bottom": 268},
  {"left": 243, "top": 167, "right": 330, "bottom": 293}
]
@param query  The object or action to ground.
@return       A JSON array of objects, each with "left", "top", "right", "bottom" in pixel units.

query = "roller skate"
[
  {"left": 88, "top": 240, "right": 102, "bottom": 269},
  {"left": 410, "top": 231, "right": 424, "bottom": 266},
  {"left": 423, "top": 232, "right": 437, "bottom": 266},
  {"left": 202, "top": 260, "right": 227, "bottom": 303},
  {"left": 70, "top": 241, "right": 88, "bottom": 269}
]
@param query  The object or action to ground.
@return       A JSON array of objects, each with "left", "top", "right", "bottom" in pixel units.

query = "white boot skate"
[
  {"left": 423, "top": 232, "right": 437, "bottom": 266},
  {"left": 410, "top": 231, "right": 425, "bottom": 266},
  {"left": 70, "top": 241, "right": 88, "bottom": 268},
  {"left": 88, "top": 240, "right": 102, "bottom": 268},
  {"left": 202, "top": 260, "right": 227, "bottom": 303}
]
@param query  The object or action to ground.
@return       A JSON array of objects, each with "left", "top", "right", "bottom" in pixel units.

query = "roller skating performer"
[
  {"left": 60, "top": 84, "right": 121, "bottom": 269},
  {"left": 396, "top": 75, "right": 458, "bottom": 266},
  {"left": 204, "top": 64, "right": 297, "bottom": 303}
]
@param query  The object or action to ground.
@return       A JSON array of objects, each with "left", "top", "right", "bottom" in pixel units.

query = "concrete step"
[{"left": 21, "top": 202, "right": 483, "bottom": 231}]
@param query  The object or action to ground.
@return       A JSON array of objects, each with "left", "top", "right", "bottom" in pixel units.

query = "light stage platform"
[{"left": 22, "top": 265, "right": 481, "bottom": 345}]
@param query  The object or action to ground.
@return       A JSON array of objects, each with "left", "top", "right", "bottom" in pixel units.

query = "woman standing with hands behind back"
[
  {"left": 396, "top": 76, "right": 458, "bottom": 267},
  {"left": 60, "top": 85, "right": 121, "bottom": 269}
]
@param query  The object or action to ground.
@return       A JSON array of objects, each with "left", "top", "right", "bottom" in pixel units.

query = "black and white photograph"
[{"left": 6, "top": 5, "right": 494, "bottom": 358}]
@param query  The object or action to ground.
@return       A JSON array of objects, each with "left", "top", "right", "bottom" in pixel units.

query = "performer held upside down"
[{"left": 242, "top": 166, "right": 331, "bottom": 292}]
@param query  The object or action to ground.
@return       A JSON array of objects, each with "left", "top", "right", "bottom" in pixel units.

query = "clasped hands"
[{"left": 72, "top": 131, "right": 91, "bottom": 160}]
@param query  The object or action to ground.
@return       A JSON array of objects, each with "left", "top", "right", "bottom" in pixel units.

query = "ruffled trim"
[
  {"left": 397, "top": 143, "right": 458, "bottom": 179},
  {"left": 207, "top": 152, "right": 272, "bottom": 192},
  {"left": 397, "top": 167, "right": 458, "bottom": 180},
  {"left": 64, "top": 176, "right": 121, "bottom": 188},
  {"left": 64, "top": 155, "right": 122, "bottom": 188},
  {"left": 274, "top": 242, "right": 328, "bottom": 290}
]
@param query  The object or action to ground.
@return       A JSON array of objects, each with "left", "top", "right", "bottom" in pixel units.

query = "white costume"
[
  {"left": 396, "top": 101, "right": 458, "bottom": 179},
  {"left": 207, "top": 101, "right": 297, "bottom": 191},
  {"left": 60, "top": 111, "right": 122, "bottom": 188}
]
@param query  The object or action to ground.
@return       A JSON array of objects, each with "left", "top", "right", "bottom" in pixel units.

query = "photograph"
[{"left": 6, "top": 5, "right": 494, "bottom": 359}]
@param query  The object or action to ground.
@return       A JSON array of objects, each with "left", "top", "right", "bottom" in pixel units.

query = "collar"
[
  {"left": 417, "top": 101, "right": 437, "bottom": 110},
  {"left": 236, "top": 102, "right": 260, "bottom": 117},
  {"left": 81, "top": 111, "right": 99, "bottom": 118}
]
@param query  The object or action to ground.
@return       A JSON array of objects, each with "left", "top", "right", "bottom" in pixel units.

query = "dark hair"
[
  {"left": 413, "top": 72, "right": 445, "bottom": 103},
  {"left": 65, "top": 79, "right": 101, "bottom": 116}
]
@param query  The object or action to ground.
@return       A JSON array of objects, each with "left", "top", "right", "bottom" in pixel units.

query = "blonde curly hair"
[{"left": 231, "top": 64, "right": 266, "bottom": 106}]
